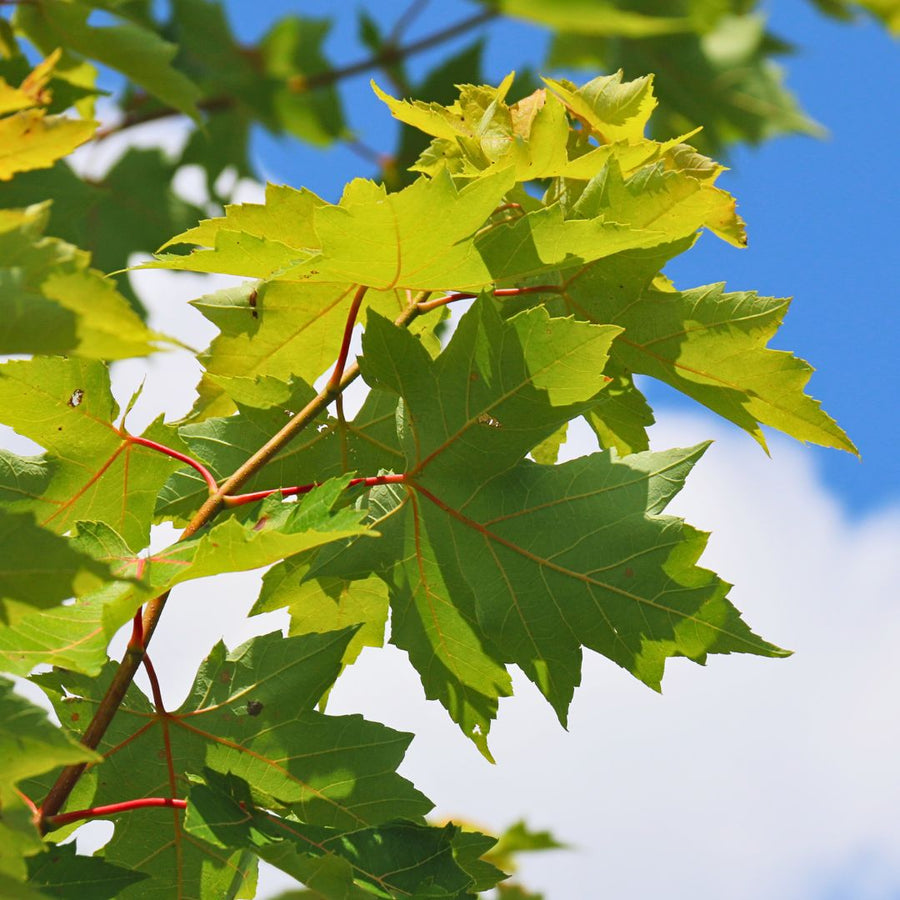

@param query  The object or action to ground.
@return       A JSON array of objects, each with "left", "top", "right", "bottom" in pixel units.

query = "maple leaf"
[
  {"left": 556, "top": 242, "right": 857, "bottom": 453},
  {"left": 184, "top": 768, "right": 490, "bottom": 898},
  {"left": 32, "top": 630, "right": 434, "bottom": 898},
  {"left": 0, "top": 358, "right": 185, "bottom": 548},
  {"left": 0, "top": 677, "right": 100, "bottom": 886},
  {"left": 306, "top": 298, "right": 784, "bottom": 755}
]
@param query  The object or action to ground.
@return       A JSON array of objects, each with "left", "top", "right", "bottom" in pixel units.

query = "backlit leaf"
[
  {"left": 0, "top": 109, "right": 96, "bottom": 180},
  {"left": 0, "top": 358, "right": 185, "bottom": 547}
]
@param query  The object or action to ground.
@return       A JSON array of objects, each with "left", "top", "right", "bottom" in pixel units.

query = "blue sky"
[{"left": 223, "top": 0, "right": 899, "bottom": 517}]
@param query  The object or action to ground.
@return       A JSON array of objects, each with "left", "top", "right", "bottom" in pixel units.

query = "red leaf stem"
[
  {"left": 416, "top": 284, "right": 562, "bottom": 313},
  {"left": 141, "top": 651, "right": 167, "bottom": 714},
  {"left": 327, "top": 284, "right": 369, "bottom": 395},
  {"left": 127, "top": 435, "right": 219, "bottom": 494},
  {"left": 223, "top": 472, "right": 407, "bottom": 507},
  {"left": 46, "top": 797, "right": 187, "bottom": 828},
  {"left": 128, "top": 608, "right": 144, "bottom": 651}
]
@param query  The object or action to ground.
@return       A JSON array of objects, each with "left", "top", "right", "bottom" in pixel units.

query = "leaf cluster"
[{"left": 0, "top": 3, "right": 875, "bottom": 897}]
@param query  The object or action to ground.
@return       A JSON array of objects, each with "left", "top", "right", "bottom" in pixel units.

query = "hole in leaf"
[{"left": 67, "top": 389, "right": 84, "bottom": 407}]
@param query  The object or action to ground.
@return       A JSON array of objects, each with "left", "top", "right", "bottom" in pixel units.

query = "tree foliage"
[{"left": 0, "top": 0, "right": 887, "bottom": 896}]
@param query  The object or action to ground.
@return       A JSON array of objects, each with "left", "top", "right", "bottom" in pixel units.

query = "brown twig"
[{"left": 91, "top": 9, "right": 497, "bottom": 142}]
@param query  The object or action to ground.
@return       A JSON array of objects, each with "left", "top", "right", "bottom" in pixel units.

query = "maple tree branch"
[
  {"left": 388, "top": 0, "right": 431, "bottom": 45},
  {"left": 39, "top": 294, "right": 430, "bottom": 827},
  {"left": 39, "top": 634, "right": 149, "bottom": 825},
  {"left": 91, "top": 9, "right": 497, "bottom": 141},
  {"left": 45, "top": 797, "right": 187, "bottom": 829}
]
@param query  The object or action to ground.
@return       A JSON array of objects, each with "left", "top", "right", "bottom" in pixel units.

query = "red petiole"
[
  {"left": 415, "top": 284, "right": 562, "bottom": 313},
  {"left": 327, "top": 284, "right": 368, "bottom": 396},
  {"left": 126, "top": 435, "right": 219, "bottom": 494},
  {"left": 46, "top": 797, "right": 187, "bottom": 829},
  {"left": 224, "top": 472, "right": 407, "bottom": 507}
]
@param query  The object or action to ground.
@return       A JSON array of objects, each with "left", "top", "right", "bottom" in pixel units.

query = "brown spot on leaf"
[
  {"left": 476, "top": 412, "right": 502, "bottom": 429},
  {"left": 248, "top": 289, "right": 258, "bottom": 319},
  {"left": 624, "top": 567, "right": 634, "bottom": 577}
]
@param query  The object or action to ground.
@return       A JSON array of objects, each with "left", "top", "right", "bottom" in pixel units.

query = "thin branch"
[
  {"left": 335, "top": 393, "right": 349, "bottom": 472},
  {"left": 45, "top": 797, "right": 187, "bottom": 829},
  {"left": 91, "top": 9, "right": 497, "bottom": 142},
  {"left": 39, "top": 638, "right": 150, "bottom": 824},
  {"left": 388, "top": 0, "right": 431, "bottom": 45}
]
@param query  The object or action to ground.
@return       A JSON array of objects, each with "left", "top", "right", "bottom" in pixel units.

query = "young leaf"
[
  {"left": 562, "top": 246, "right": 856, "bottom": 453},
  {"left": 0, "top": 109, "right": 96, "bottom": 180},
  {"left": 544, "top": 71, "right": 658, "bottom": 144}
]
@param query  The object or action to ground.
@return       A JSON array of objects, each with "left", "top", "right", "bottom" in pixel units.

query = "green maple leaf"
[
  {"left": 0, "top": 358, "right": 185, "bottom": 548},
  {"left": 26, "top": 844, "right": 147, "bottom": 899},
  {"left": 34, "top": 630, "right": 433, "bottom": 898},
  {"left": 312, "top": 298, "right": 629, "bottom": 753},
  {"left": 559, "top": 242, "right": 856, "bottom": 453},
  {"left": 184, "top": 768, "right": 485, "bottom": 898},
  {"left": 312, "top": 298, "right": 783, "bottom": 752},
  {"left": 253, "top": 554, "right": 389, "bottom": 670}
]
